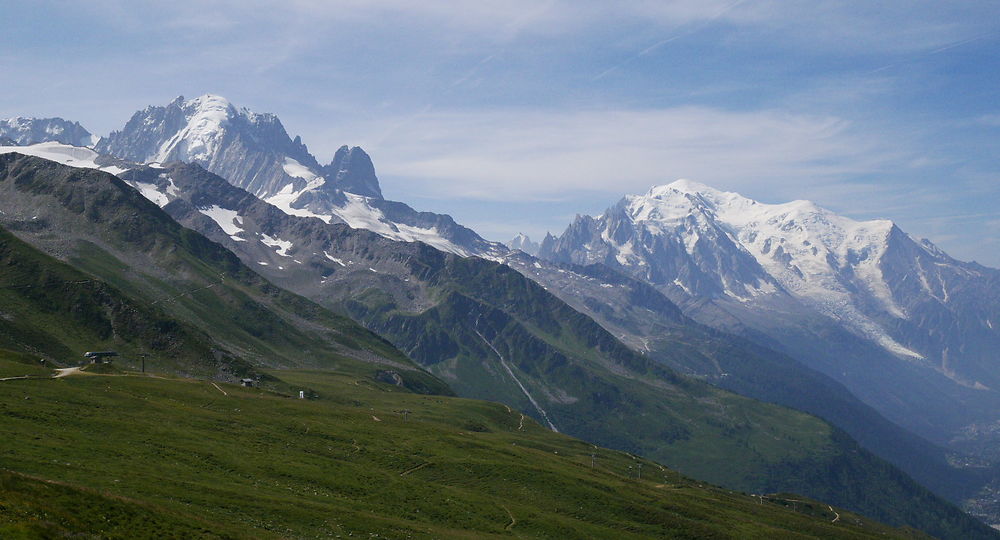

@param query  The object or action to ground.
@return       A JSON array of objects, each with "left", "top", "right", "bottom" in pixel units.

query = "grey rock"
[{"left": 322, "top": 145, "right": 382, "bottom": 199}]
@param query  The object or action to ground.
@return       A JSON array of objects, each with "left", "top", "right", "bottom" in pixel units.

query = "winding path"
[{"left": 501, "top": 505, "right": 516, "bottom": 531}]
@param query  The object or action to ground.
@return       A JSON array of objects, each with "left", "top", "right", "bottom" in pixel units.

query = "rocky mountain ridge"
[{"left": 93, "top": 94, "right": 500, "bottom": 257}]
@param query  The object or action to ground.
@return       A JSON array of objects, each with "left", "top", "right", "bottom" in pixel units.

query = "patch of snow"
[
  {"left": 260, "top": 233, "right": 293, "bottom": 256},
  {"left": 282, "top": 157, "right": 323, "bottom": 184},
  {"left": 133, "top": 182, "right": 171, "bottom": 207},
  {"left": 263, "top": 182, "right": 333, "bottom": 223},
  {"left": 264, "top": 182, "right": 474, "bottom": 257},
  {"left": 328, "top": 193, "right": 471, "bottom": 256},
  {"left": 199, "top": 205, "right": 245, "bottom": 242},
  {"left": 120, "top": 175, "right": 181, "bottom": 209},
  {"left": 672, "top": 279, "right": 693, "bottom": 295},
  {"left": 324, "top": 252, "right": 347, "bottom": 266},
  {"left": 0, "top": 142, "right": 127, "bottom": 175},
  {"left": 164, "top": 176, "right": 181, "bottom": 196}
]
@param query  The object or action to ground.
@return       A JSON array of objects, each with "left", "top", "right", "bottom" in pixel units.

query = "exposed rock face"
[
  {"left": 0, "top": 117, "right": 95, "bottom": 147},
  {"left": 322, "top": 145, "right": 382, "bottom": 199}
]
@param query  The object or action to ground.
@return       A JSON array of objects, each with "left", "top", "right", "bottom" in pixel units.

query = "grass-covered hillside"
[
  {"left": 0, "top": 154, "right": 438, "bottom": 389},
  {"left": 506, "top": 257, "right": 980, "bottom": 504},
  {"left": 0, "top": 357, "right": 926, "bottom": 539},
  {"left": 344, "top": 254, "right": 995, "bottom": 540}
]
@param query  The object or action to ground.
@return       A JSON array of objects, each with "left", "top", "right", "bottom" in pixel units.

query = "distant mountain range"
[{"left": 3, "top": 95, "right": 999, "bottom": 535}]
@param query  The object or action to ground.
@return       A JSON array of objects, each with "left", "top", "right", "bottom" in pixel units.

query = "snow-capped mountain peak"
[
  {"left": 652, "top": 178, "right": 718, "bottom": 196},
  {"left": 541, "top": 181, "right": 946, "bottom": 361},
  {"left": 97, "top": 94, "right": 320, "bottom": 199},
  {"left": 151, "top": 94, "right": 234, "bottom": 163},
  {"left": 95, "top": 95, "right": 501, "bottom": 257}
]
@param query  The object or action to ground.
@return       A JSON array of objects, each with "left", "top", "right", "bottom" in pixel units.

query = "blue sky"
[{"left": 3, "top": 1, "right": 999, "bottom": 265}]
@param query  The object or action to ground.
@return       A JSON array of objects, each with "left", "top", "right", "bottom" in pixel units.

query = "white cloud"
[{"left": 367, "top": 106, "right": 906, "bottom": 201}]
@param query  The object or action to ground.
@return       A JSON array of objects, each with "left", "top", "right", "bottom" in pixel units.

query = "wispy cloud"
[{"left": 367, "top": 106, "right": 904, "bottom": 201}]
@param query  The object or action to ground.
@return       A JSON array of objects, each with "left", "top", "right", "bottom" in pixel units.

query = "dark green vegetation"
[
  {"left": 0, "top": 154, "right": 440, "bottom": 393},
  {"left": 0, "top": 470, "right": 239, "bottom": 539},
  {"left": 0, "top": 224, "right": 241, "bottom": 374},
  {"left": 0, "top": 366, "right": 927, "bottom": 539},
  {"left": 0, "top": 351, "right": 54, "bottom": 379}
]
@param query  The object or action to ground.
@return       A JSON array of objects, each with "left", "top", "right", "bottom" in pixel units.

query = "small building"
[
  {"left": 83, "top": 351, "right": 118, "bottom": 364},
  {"left": 240, "top": 378, "right": 255, "bottom": 388}
]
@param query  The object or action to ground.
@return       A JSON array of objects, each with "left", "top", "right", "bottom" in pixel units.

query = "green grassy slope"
[
  {"left": 0, "top": 154, "right": 438, "bottom": 388},
  {"left": 0, "top": 470, "right": 242, "bottom": 539},
  {"left": 524, "top": 260, "right": 978, "bottom": 503},
  {"left": 0, "top": 225, "right": 245, "bottom": 374},
  {"left": 0, "top": 224, "right": 445, "bottom": 395},
  {"left": 0, "top": 365, "right": 925, "bottom": 539},
  {"left": 0, "top": 154, "right": 411, "bottom": 374}
]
